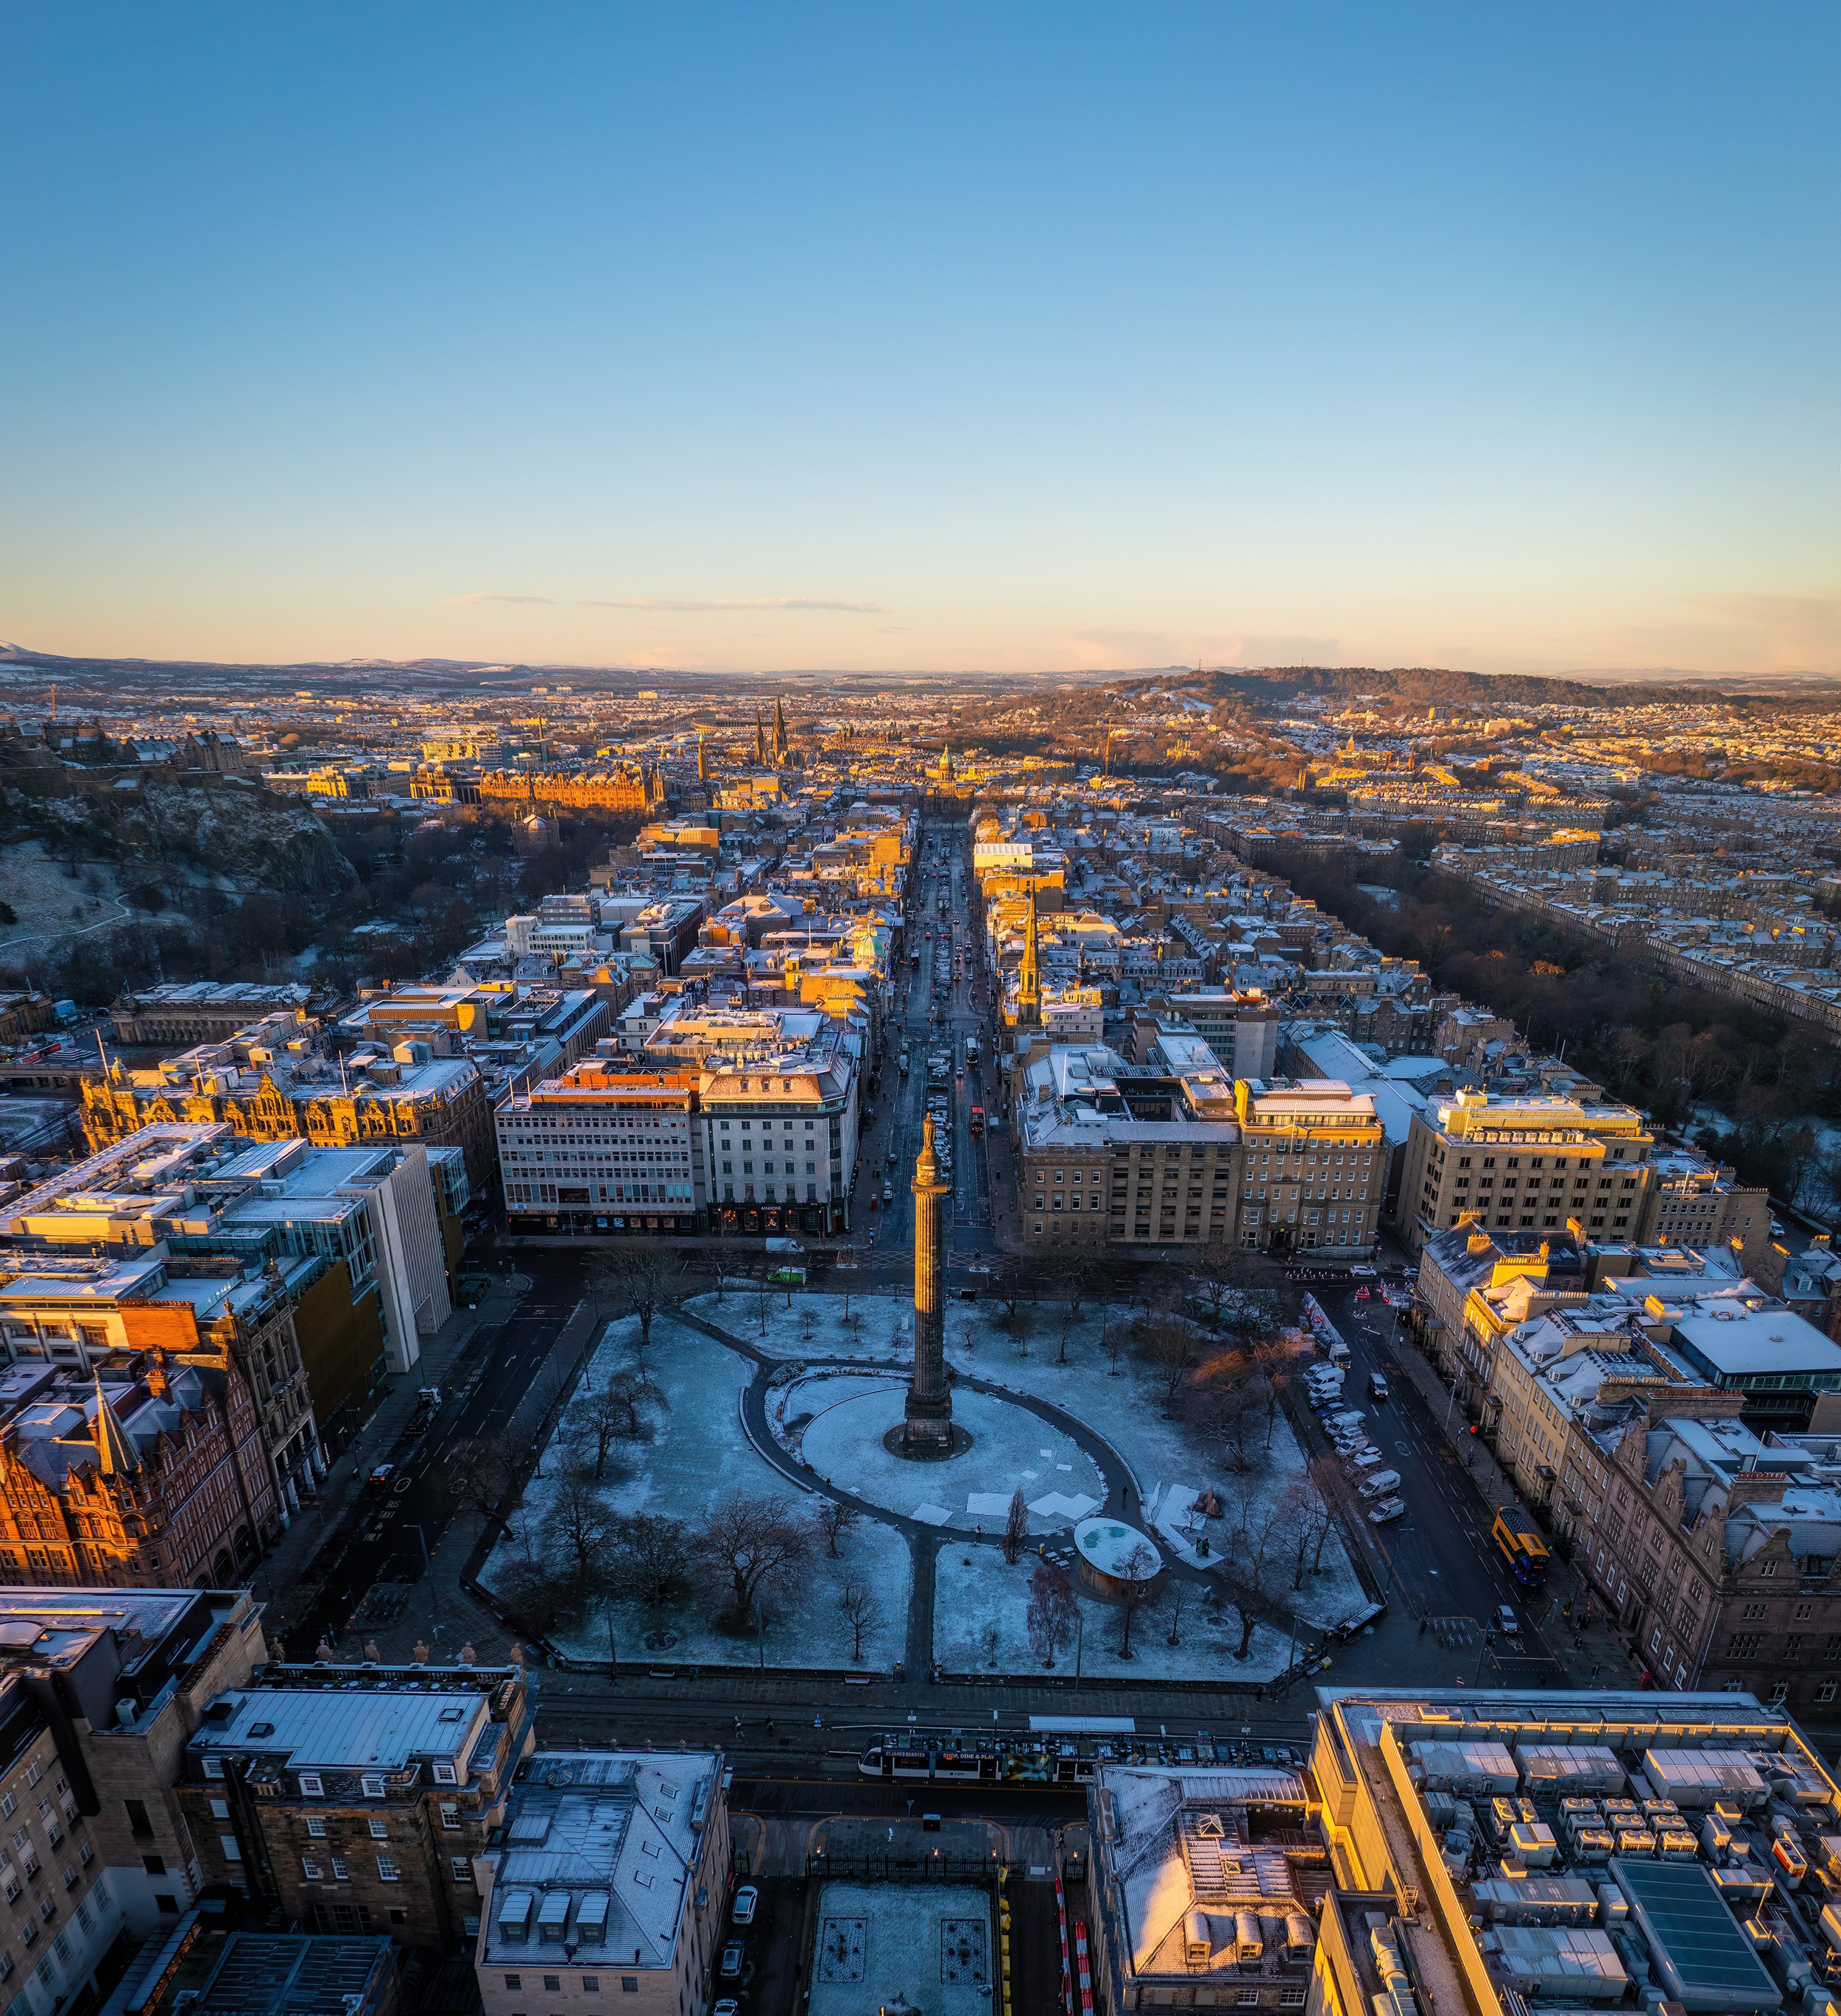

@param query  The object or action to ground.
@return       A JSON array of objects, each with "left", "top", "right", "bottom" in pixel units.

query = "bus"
[
  {"left": 1492, "top": 1506, "right": 1551, "bottom": 1589},
  {"left": 968, "top": 1105, "right": 985, "bottom": 1135}
]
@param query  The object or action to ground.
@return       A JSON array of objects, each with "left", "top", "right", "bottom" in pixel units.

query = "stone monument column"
[{"left": 904, "top": 1110, "right": 954, "bottom": 1451}]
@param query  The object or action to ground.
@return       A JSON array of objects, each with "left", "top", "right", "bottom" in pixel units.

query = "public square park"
[{"left": 479, "top": 1252, "right": 1368, "bottom": 1684}]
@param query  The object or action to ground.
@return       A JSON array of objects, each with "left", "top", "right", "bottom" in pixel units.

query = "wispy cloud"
[{"left": 447, "top": 592, "right": 880, "bottom": 614}]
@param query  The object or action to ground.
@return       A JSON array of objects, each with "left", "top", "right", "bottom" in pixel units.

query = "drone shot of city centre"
[{"left": 0, "top": 8, "right": 1837, "bottom": 2016}]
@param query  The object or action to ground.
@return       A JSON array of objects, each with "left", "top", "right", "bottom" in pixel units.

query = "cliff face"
[{"left": 0, "top": 777, "right": 355, "bottom": 898}]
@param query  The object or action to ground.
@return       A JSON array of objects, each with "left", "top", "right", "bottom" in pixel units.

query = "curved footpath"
[{"left": 672, "top": 1305, "right": 1326, "bottom": 1671}]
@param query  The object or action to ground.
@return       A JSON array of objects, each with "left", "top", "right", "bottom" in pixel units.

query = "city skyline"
[{"left": 3, "top": 3, "right": 1836, "bottom": 677}]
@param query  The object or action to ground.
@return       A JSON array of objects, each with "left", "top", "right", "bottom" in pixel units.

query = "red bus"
[{"left": 969, "top": 1106, "right": 985, "bottom": 1135}]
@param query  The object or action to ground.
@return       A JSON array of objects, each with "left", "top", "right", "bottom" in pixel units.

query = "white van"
[{"left": 1358, "top": 1470, "right": 1403, "bottom": 1499}]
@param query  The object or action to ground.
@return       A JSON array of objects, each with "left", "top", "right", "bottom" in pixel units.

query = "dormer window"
[
  {"left": 298, "top": 1772, "right": 323, "bottom": 1797},
  {"left": 203, "top": 1758, "right": 225, "bottom": 1780},
  {"left": 433, "top": 1763, "right": 457, "bottom": 1785},
  {"left": 361, "top": 1774, "right": 386, "bottom": 1799}
]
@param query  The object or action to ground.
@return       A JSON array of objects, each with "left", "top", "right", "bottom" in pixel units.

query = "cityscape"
[{"left": 1, "top": 10, "right": 1837, "bottom": 2016}]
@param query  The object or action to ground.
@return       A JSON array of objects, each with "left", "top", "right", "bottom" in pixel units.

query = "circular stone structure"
[
  {"left": 1073, "top": 1517, "right": 1164, "bottom": 1599},
  {"left": 784, "top": 1372, "right": 1106, "bottom": 1534}
]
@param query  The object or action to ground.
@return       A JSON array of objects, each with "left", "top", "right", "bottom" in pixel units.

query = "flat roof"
[
  {"left": 1671, "top": 1305, "right": 1841, "bottom": 1378},
  {"left": 191, "top": 1685, "right": 493, "bottom": 1772}
]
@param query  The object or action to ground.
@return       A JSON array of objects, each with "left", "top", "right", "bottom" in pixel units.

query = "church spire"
[
  {"left": 1018, "top": 890, "right": 1041, "bottom": 1024},
  {"left": 772, "top": 697, "right": 789, "bottom": 763},
  {"left": 91, "top": 1374, "right": 138, "bottom": 1476},
  {"left": 754, "top": 708, "right": 766, "bottom": 766}
]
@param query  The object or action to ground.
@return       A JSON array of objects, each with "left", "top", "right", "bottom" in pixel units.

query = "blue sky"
[{"left": 2, "top": 3, "right": 1836, "bottom": 675}]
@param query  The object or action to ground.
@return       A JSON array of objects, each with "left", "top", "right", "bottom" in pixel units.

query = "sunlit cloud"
[{"left": 447, "top": 592, "right": 880, "bottom": 614}]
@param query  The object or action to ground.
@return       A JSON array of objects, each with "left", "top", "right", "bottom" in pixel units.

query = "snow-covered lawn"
[
  {"left": 482, "top": 1316, "right": 910, "bottom": 1671},
  {"left": 771, "top": 1370, "right": 1105, "bottom": 1534},
  {"left": 691, "top": 1289, "right": 1368, "bottom": 1626},
  {"left": 932, "top": 1545, "right": 1295, "bottom": 1682}
]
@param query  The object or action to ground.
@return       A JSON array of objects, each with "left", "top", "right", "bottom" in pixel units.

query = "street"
[
  {"left": 1301, "top": 1273, "right": 1574, "bottom": 1685},
  {"left": 278, "top": 1248, "right": 589, "bottom": 1655}
]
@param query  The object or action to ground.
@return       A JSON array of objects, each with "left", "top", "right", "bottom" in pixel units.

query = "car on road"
[
  {"left": 719, "top": 1941, "right": 745, "bottom": 1979},
  {"left": 367, "top": 1463, "right": 396, "bottom": 1488},
  {"left": 732, "top": 1885, "right": 758, "bottom": 1925},
  {"left": 714, "top": 2003, "right": 739, "bottom": 2016},
  {"left": 1495, "top": 1605, "right": 1520, "bottom": 1637},
  {"left": 1367, "top": 1372, "right": 1390, "bottom": 1401},
  {"left": 1770, "top": 1218, "right": 1785, "bottom": 1236},
  {"left": 1367, "top": 1497, "right": 1407, "bottom": 1523},
  {"left": 1349, "top": 1263, "right": 1378, "bottom": 1277},
  {"left": 881, "top": 1183, "right": 894, "bottom": 1202}
]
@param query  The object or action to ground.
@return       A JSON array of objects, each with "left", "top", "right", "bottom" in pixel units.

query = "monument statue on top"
[{"left": 902, "top": 1109, "right": 954, "bottom": 1453}]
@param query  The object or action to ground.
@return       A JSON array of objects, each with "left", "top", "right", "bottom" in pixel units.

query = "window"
[
  {"left": 141, "top": 1855, "right": 166, "bottom": 1876},
  {"left": 544, "top": 1978, "right": 563, "bottom": 1994},
  {"left": 360, "top": 1774, "right": 385, "bottom": 1799},
  {"left": 376, "top": 1858, "right": 398, "bottom": 1883},
  {"left": 302, "top": 1858, "right": 322, "bottom": 1880},
  {"left": 330, "top": 1859, "right": 348, "bottom": 1881},
  {"left": 433, "top": 1763, "right": 458, "bottom": 1785},
  {"left": 440, "top": 1803, "right": 460, "bottom": 1830},
  {"left": 218, "top": 1835, "right": 241, "bottom": 1863},
  {"left": 1728, "top": 1632, "right": 1763, "bottom": 1658},
  {"left": 368, "top": 1819, "right": 389, "bottom": 1841},
  {"left": 504, "top": 1978, "right": 521, "bottom": 1993},
  {"left": 451, "top": 1857, "right": 473, "bottom": 1884},
  {"left": 298, "top": 1773, "right": 323, "bottom": 1798},
  {"left": 124, "top": 1799, "right": 151, "bottom": 1839},
  {"left": 306, "top": 1817, "right": 326, "bottom": 1839},
  {"left": 622, "top": 1981, "right": 638, "bottom": 1995},
  {"left": 202, "top": 1758, "right": 225, "bottom": 1780},
  {"left": 1820, "top": 1682, "right": 1838, "bottom": 1705},
  {"left": 582, "top": 1978, "right": 599, "bottom": 1994}
]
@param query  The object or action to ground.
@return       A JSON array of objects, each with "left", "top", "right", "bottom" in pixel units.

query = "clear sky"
[{"left": 3, "top": 3, "right": 1836, "bottom": 677}]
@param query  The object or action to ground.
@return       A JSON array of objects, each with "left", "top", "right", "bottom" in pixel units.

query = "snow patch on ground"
[
  {"left": 772, "top": 1368, "right": 1105, "bottom": 1534},
  {"left": 931, "top": 1545, "right": 1293, "bottom": 1682},
  {"left": 691, "top": 1290, "right": 1367, "bottom": 1626},
  {"left": 482, "top": 1315, "right": 909, "bottom": 1671}
]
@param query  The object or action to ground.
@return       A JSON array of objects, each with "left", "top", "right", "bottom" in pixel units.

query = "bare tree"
[
  {"left": 586, "top": 1245, "right": 684, "bottom": 1367},
  {"left": 1223, "top": 1493, "right": 1290, "bottom": 1660},
  {"left": 566, "top": 1370, "right": 662, "bottom": 1481},
  {"left": 1010, "top": 1302, "right": 1034, "bottom": 1358},
  {"left": 1185, "top": 1350, "right": 1263, "bottom": 1474},
  {"left": 838, "top": 1576, "right": 880, "bottom": 1663},
  {"left": 977, "top": 1620, "right": 1000, "bottom": 1668},
  {"left": 699, "top": 1495, "right": 812, "bottom": 1628},
  {"left": 1135, "top": 1312, "right": 1195, "bottom": 1407},
  {"left": 816, "top": 1498, "right": 859, "bottom": 1558},
  {"left": 438, "top": 1437, "right": 521, "bottom": 1545},
  {"left": 1115, "top": 1541, "right": 1158, "bottom": 1660},
  {"left": 1026, "top": 1559, "right": 1077, "bottom": 1669},
  {"left": 1164, "top": 1578, "right": 1191, "bottom": 1647},
  {"left": 1002, "top": 1487, "right": 1029, "bottom": 1565},
  {"left": 544, "top": 1470, "right": 613, "bottom": 1587},
  {"left": 607, "top": 1512, "right": 691, "bottom": 1613}
]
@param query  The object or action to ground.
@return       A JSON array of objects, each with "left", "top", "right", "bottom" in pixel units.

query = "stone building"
[
  {"left": 0, "top": 1585, "right": 267, "bottom": 1933},
  {"left": 180, "top": 1662, "right": 532, "bottom": 1949},
  {"left": 475, "top": 1750, "right": 728, "bottom": 2016}
]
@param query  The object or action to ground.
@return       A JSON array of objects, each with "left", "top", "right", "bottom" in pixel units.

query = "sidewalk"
[
  {"left": 250, "top": 1271, "right": 529, "bottom": 1616},
  {"left": 1387, "top": 1322, "right": 1638, "bottom": 1688}
]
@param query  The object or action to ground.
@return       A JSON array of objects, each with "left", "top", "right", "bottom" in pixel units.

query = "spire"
[
  {"left": 916, "top": 1107, "right": 941, "bottom": 1185},
  {"left": 697, "top": 729, "right": 707, "bottom": 782},
  {"left": 754, "top": 709, "right": 766, "bottom": 766},
  {"left": 91, "top": 1375, "right": 138, "bottom": 1476},
  {"left": 772, "top": 697, "right": 788, "bottom": 763},
  {"left": 1018, "top": 891, "right": 1041, "bottom": 1023}
]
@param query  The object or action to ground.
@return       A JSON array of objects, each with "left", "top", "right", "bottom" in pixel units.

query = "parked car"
[
  {"left": 1357, "top": 1470, "right": 1402, "bottom": 1498},
  {"left": 1367, "top": 1498, "right": 1407, "bottom": 1523},
  {"left": 1345, "top": 1449, "right": 1382, "bottom": 1470},
  {"left": 732, "top": 1885, "right": 758, "bottom": 1925},
  {"left": 719, "top": 1942, "right": 745, "bottom": 1979}
]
